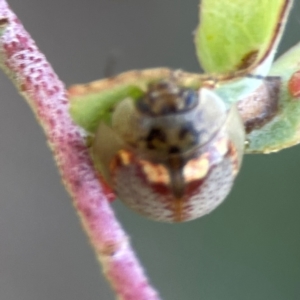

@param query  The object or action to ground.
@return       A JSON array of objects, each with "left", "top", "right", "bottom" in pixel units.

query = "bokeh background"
[{"left": 0, "top": 1, "right": 300, "bottom": 299}]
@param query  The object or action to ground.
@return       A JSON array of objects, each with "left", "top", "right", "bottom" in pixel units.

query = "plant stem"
[{"left": 0, "top": 1, "right": 160, "bottom": 299}]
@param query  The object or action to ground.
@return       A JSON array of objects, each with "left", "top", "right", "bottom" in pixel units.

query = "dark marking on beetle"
[
  {"left": 168, "top": 146, "right": 181, "bottom": 154},
  {"left": 167, "top": 156, "right": 185, "bottom": 198},
  {"left": 178, "top": 123, "right": 199, "bottom": 146},
  {"left": 146, "top": 127, "right": 167, "bottom": 150}
]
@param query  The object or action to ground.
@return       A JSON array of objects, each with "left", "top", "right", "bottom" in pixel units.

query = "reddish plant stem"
[{"left": 0, "top": 1, "right": 160, "bottom": 299}]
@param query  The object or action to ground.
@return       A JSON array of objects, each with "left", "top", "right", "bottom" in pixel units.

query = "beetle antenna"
[{"left": 103, "top": 49, "right": 121, "bottom": 78}]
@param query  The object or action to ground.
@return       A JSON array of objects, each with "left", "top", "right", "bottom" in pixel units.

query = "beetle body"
[{"left": 92, "top": 81, "right": 245, "bottom": 222}]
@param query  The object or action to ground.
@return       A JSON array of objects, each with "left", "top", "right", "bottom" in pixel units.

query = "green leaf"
[
  {"left": 196, "top": 0, "right": 292, "bottom": 75},
  {"left": 69, "top": 84, "right": 144, "bottom": 133}
]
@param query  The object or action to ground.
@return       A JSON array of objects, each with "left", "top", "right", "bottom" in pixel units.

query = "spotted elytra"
[{"left": 91, "top": 80, "right": 245, "bottom": 222}]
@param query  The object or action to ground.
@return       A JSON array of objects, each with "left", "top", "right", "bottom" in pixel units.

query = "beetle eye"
[{"left": 183, "top": 90, "right": 198, "bottom": 109}]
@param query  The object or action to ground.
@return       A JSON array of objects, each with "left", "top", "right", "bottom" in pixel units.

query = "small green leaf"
[
  {"left": 196, "top": 0, "right": 292, "bottom": 74},
  {"left": 69, "top": 85, "right": 144, "bottom": 133}
]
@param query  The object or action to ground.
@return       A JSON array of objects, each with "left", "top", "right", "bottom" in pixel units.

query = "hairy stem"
[{"left": 0, "top": 1, "right": 160, "bottom": 299}]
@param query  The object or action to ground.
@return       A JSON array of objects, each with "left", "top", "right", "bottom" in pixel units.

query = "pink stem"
[{"left": 0, "top": 1, "right": 160, "bottom": 299}]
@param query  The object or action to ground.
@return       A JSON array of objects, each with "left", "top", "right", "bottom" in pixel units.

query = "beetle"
[
  {"left": 68, "top": 0, "right": 298, "bottom": 222},
  {"left": 90, "top": 79, "right": 244, "bottom": 222},
  {"left": 68, "top": 66, "right": 283, "bottom": 223}
]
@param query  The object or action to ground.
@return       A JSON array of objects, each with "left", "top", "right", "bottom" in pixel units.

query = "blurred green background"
[{"left": 0, "top": 1, "right": 299, "bottom": 299}]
